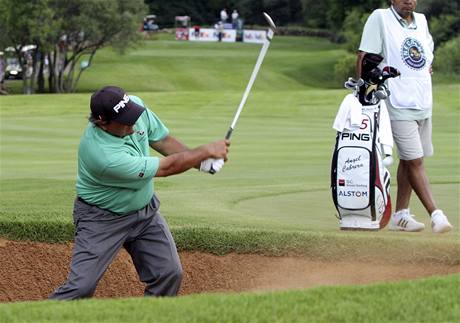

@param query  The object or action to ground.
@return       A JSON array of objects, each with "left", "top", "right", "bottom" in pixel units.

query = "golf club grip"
[{"left": 225, "top": 127, "right": 233, "bottom": 140}]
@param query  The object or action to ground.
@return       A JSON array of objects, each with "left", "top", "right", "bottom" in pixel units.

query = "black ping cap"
[{"left": 90, "top": 86, "right": 145, "bottom": 125}]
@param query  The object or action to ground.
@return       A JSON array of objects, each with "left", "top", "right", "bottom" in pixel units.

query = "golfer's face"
[
  {"left": 103, "top": 121, "right": 135, "bottom": 138},
  {"left": 392, "top": 0, "right": 417, "bottom": 17}
]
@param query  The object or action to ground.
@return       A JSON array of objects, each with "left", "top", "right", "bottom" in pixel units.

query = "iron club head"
[{"left": 263, "top": 12, "right": 276, "bottom": 31}]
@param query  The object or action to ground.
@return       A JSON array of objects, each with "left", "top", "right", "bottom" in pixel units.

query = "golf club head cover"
[
  {"left": 357, "top": 53, "right": 401, "bottom": 105},
  {"left": 361, "top": 53, "right": 383, "bottom": 80},
  {"left": 200, "top": 158, "right": 224, "bottom": 174},
  {"left": 381, "top": 66, "right": 400, "bottom": 82}
]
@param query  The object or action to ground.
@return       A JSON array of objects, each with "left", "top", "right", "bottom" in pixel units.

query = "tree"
[
  {"left": 48, "top": 0, "right": 147, "bottom": 93},
  {"left": 0, "top": 0, "right": 57, "bottom": 94},
  {"left": 341, "top": 8, "right": 371, "bottom": 53},
  {"left": 429, "top": 14, "right": 460, "bottom": 47},
  {"left": 0, "top": 0, "right": 147, "bottom": 94},
  {"left": 327, "top": 0, "right": 385, "bottom": 30},
  {"left": 412, "top": 0, "right": 459, "bottom": 46},
  {"left": 300, "top": 0, "right": 330, "bottom": 29}
]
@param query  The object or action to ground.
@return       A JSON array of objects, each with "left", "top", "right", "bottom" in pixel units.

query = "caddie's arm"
[
  {"left": 356, "top": 51, "right": 368, "bottom": 79},
  {"left": 152, "top": 139, "right": 229, "bottom": 177},
  {"left": 356, "top": 10, "right": 383, "bottom": 78}
]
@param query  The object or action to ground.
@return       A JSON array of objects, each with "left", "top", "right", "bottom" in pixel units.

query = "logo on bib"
[{"left": 401, "top": 37, "right": 426, "bottom": 70}]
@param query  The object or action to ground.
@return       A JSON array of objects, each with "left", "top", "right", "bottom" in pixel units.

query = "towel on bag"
[{"left": 332, "top": 94, "right": 362, "bottom": 132}]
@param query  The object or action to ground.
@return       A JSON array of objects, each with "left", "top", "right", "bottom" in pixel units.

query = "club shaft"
[{"left": 225, "top": 39, "right": 271, "bottom": 140}]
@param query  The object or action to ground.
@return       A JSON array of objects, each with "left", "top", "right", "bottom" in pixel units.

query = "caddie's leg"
[
  {"left": 392, "top": 118, "right": 437, "bottom": 214},
  {"left": 403, "top": 158, "right": 437, "bottom": 213},
  {"left": 395, "top": 160, "right": 412, "bottom": 211},
  {"left": 49, "top": 199, "right": 133, "bottom": 300},
  {"left": 124, "top": 197, "right": 183, "bottom": 297}
]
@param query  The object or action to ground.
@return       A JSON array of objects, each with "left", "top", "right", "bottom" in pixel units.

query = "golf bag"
[
  {"left": 331, "top": 102, "right": 392, "bottom": 230},
  {"left": 330, "top": 53, "right": 399, "bottom": 230}
]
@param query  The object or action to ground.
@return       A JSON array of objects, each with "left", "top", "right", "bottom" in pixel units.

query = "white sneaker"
[
  {"left": 388, "top": 209, "right": 425, "bottom": 232},
  {"left": 431, "top": 210, "right": 453, "bottom": 233}
]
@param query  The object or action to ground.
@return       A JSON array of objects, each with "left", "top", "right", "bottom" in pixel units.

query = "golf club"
[
  {"left": 225, "top": 12, "right": 276, "bottom": 140},
  {"left": 208, "top": 12, "right": 276, "bottom": 175}
]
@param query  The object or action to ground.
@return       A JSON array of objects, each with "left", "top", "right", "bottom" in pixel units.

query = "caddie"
[
  {"left": 50, "top": 86, "right": 230, "bottom": 299},
  {"left": 356, "top": 0, "right": 452, "bottom": 233}
]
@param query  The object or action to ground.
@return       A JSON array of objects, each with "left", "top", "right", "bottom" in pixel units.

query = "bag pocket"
[{"left": 335, "top": 146, "right": 371, "bottom": 210}]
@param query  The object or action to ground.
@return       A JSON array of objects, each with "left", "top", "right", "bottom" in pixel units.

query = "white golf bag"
[
  {"left": 331, "top": 98, "right": 392, "bottom": 230},
  {"left": 330, "top": 53, "right": 399, "bottom": 230}
]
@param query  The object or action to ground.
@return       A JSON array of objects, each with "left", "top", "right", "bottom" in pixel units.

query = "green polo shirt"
[{"left": 76, "top": 95, "right": 169, "bottom": 215}]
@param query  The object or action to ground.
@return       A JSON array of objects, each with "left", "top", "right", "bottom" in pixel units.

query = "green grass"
[
  {"left": 1, "top": 274, "right": 459, "bottom": 323},
  {"left": 3, "top": 34, "right": 345, "bottom": 94},
  {"left": 0, "top": 34, "right": 459, "bottom": 321},
  {"left": 1, "top": 87, "right": 458, "bottom": 247},
  {"left": 4, "top": 32, "right": 457, "bottom": 95}
]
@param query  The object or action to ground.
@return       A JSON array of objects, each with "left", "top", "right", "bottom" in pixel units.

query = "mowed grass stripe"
[{"left": 1, "top": 87, "right": 458, "bottom": 243}]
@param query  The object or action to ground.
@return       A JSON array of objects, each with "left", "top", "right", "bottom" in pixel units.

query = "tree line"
[
  {"left": 147, "top": 0, "right": 459, "bottom": 82},
  {"left": 1, "top": 0, "right": 458, "bottom": 94},
  {"left": 147, "top": 0, "right": 459, "bottom": 46}
]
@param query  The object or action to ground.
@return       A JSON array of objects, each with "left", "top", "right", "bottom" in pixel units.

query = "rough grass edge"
[
  {"left": 0, "top": 274, "right": 459, "bottom": 323},
  {"left": 1, "top": 221, "right": 459, "bottom": 265}
]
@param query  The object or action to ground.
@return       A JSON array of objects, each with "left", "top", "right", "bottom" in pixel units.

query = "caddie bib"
[{"left": 381, "top": 9, "right": 433, "bottom": 110}]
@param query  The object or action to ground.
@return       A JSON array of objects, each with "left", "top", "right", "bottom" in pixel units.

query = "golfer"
[
  {"left": 357, "top": 0, "right": 452, "bottom": 233},
  {"left": 50, "top": 86, "right": 229, "bottom": 299}
]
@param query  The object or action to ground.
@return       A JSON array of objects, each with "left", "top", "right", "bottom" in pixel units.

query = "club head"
[
  {"left": 344, "top": 77, "right": 361, "bottom": 90},
  {"left": 263, "top": 12, "right": 277, "bottom": 31},
  {"left": 381, "top": 66, "right": 400, "bottom": 81},
  {"left": 375, "top": 89, "right": 388, "bottom": 100}
]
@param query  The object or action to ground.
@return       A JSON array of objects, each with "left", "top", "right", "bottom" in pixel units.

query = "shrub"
[
  {"left": 434, "top": 36, "right": 460, "bottom": 75},
  {"left": 341, "top": 8, "right": 371, "bottom": 53},
  {"left": 429, "top": 14, "right": 460, "bottom": 46},
  {"left": 334, "top": 53, "right": 357, "bottom": 85}
]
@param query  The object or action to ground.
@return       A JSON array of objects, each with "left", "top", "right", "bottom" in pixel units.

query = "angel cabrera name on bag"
[{"left": 342, "top": 155, "right": 365, "bottom": 173}]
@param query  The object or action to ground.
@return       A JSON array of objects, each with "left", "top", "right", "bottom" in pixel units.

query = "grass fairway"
[
  {"left": 1, "top": 87, "right": 458, "bottom": 248},
  {"left": 0, "top": 34, "right": 459, "bottom": 321},
  {"left": 1, "top": 274, "right": 459, "bottom": 323}
]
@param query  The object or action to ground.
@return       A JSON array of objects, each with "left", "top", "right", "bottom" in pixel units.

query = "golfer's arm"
[
  {"left": 150, "top": 135, "right": 188, "bottom": 156},
  {"left": 155, "top": 146, "right": 210, "bottom": 177},
  {"left": 150, "top": 135, "right": 202, "bottom": 173}
]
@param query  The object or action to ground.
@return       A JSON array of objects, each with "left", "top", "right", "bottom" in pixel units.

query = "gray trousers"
[{"left": 49, "top": 196, "right": 182, "bottom": 300}]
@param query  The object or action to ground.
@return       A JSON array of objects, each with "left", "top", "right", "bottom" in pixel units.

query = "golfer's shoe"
[
  {"left": 388, "top": 209, "right": 425, "bottom": 232},
  {"left": 431, "top": 210, "right": 452, "bottom": 233}
]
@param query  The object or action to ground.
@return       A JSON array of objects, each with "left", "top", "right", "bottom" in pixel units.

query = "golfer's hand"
[
  {"left": 200, "top": 158, "right": 225, "bottom": 174},
  {"left": 207, "top": 139, "right": 230, "bottom": 161},
  {"left": 199, "top": 139, "right": 230, "bottom": 174}
]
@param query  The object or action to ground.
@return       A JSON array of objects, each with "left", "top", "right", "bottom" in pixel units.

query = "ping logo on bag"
[{"left": 340, "top": 133, "right": 370, "bottom": 141}]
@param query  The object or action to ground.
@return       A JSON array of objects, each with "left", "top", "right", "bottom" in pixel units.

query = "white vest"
[{"left": 381, "top": 9, "right": 433, "bottom": 110}]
